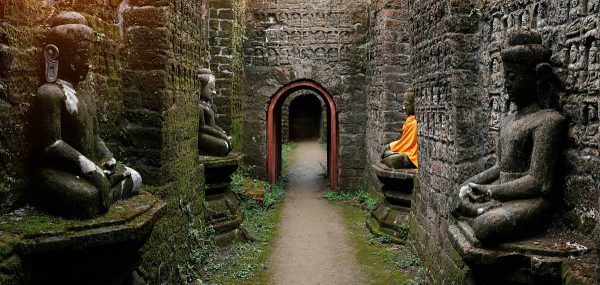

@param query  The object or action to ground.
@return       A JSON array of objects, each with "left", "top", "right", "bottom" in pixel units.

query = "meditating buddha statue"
[
  {"left": 451, "top": 30, "right": 566, "bottom": 244},
  {"left": 197, "top": 68, "right": 233, "bottom": 156},
  {"left": 35, "top": 12, "right": 141, "bottom": 219},
  {"left": 380, "top": 88, "right": 418, "bottom": 169}
]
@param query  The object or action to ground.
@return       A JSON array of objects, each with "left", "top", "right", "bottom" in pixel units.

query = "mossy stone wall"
[
  {"left": 121, "top": 0, "right": 209, "bottom": 283},
  {"left": 0, "top": 0, "right": 211, "bottom": 284}
]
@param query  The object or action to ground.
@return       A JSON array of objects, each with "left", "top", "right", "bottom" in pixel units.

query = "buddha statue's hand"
[
  {"left": 78, "top": 156, "right": 110, "bottom": 206},
  {"left": 101, "top": 158, "right": 117, "bottom": 176},
  {"left": 468, "top": 183, "right": 492, "bottom": 200},
  {"left": 106, "top": 163, "right": 132, "bottom": 187}
]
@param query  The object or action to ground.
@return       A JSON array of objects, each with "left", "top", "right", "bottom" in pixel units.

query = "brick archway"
[{"left": 267, "top": 80, "right": 338, "bottom": 188}]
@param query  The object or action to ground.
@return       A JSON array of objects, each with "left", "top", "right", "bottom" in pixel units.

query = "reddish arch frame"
[{"left": 267, "top": 80, "right": 338, "bottom": 188}]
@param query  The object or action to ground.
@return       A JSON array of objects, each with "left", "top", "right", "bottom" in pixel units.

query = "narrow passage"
[{"left": 269, "top": 141, "right": 366, "bottom": 285}]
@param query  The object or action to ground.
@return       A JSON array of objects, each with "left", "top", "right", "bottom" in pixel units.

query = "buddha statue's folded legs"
[
  {"left": 39, "top": 164, "right": 141, "bottom": 218},
  {"left": 198, "top": 133, "right": 231, "bottom": 157}
]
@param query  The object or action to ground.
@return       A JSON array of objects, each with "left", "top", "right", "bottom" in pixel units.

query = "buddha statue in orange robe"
[{"left": 381, "top": 89, "right": 418, "bottom": 169}]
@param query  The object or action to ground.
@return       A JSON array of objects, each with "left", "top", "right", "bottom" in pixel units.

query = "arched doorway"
[{"left": 267, "top": 79, "right": 338, "bottom": 188}]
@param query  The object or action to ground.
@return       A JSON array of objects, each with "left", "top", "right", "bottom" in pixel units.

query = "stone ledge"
[
  {"left": 366, "top": 199, "right": 410, "bottom": 244},
  {"left": 371, "top": 162, "right": 418, "bottom": 180},
  {"left": 449, "top": 221, "right": 596, "bottom": 284},
  {"left": 200, "top": 152, "right": 244, "bottom": 168},
  {"left": 0, "top": 191, "right": 166, "bottom": 284},
  {"left": 0, "top": 191, "right": 166, "bottom": 255}
]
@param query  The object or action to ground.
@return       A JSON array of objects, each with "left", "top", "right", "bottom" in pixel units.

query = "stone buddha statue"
[
  {"left": 450, "top": 31, "right": 566, "bottom": 244},
  {"left": 197, "top": 68, "right": 232, "bottom": 156},
  {"left": 35, "top": 12, "right": 141, "bottom": 219},
  {"left": 380, "top": 88, "right": 418, "bottom": 169}
]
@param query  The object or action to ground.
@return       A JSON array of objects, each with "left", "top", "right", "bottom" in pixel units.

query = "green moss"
[
  {"left": 406, "top": 216, "right": 467, "bottom": 285},
  {"left": 0, "top": 191, "right": 160, "bottom": 237},
  {"left": 333, "top": 202, "right": 428, "bottom": 284},
  {"left": 229, "top": 0, "right": 246, "bottom": 151}
]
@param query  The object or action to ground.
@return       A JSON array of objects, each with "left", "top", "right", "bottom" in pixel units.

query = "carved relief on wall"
[{"left": 248, "top": 5, "right": 365, "bottom": 66}]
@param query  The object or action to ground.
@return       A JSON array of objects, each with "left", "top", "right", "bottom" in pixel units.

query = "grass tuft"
[{"left": 322, "top": 180, "right": 379, "bottom": 211}]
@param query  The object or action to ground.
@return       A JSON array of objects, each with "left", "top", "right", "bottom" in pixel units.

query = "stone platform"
[
  {"left": 449, "top": 220, "right": 595, "bottom": 284},
  {"left": 366, "top": 163, "right": 418, "bottom": 243},
  {"left": 0, "top": 191, "right": 166, "bottom": 285},
  {"left": 200, "top": 152, "right": 247, "bottom": 247}
]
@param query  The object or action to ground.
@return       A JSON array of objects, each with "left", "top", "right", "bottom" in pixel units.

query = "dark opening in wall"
[{"left": 288, "top": 94, "right": 322, "bottom": 141}]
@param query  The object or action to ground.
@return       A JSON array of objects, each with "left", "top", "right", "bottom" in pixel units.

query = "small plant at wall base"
[
  {"left": 178, "top": 223, "right": 216, "bottom": 283},
  {"left": 199, "top": 163, "right": 285, "bottom": 284},
  {"left": 322, "top": 180, "right": 379, "bottom": 211}
]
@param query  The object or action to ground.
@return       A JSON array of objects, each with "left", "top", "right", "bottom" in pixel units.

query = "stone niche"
[{"left": 366, "top": 163, "right": 418, "bottom": 243}]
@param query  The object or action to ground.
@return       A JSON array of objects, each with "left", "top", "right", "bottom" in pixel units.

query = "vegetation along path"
[
  {"left": 269, "top": 140, "right": 366, "bottom": 284},
  {"left": 199, "top": 141, "right": 428, "bottom": 284}
]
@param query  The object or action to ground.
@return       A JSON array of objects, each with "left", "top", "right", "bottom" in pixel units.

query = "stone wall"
[
  {"left": 0, "top": 0, "right": 210, "bottom": 284},
  {"left": 243, "top": 0, "right": 370, "bottom": 190},
  {"left": 208, "top": 0, "right": 245, "bottom": 150},
  {"left": 408, "top": 0, "right": 485, "bottom": 283},
  {"left": 365, "top": 0, "right": 412, "bottom": 172},
  {"left": 121, "top": 0, "right": 209, "bottom": 283}
]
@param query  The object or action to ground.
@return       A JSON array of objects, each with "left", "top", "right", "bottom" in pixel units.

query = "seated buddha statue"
[
  {"left": 450, "top": 30, "right": 567, "bottom": 244},
  {"left": 35, "top": 12, "right": 141, "bottom": 219},
  {"left": 380, "top": 88, "right": 418, "bottom": 169},
  {"left": 197, "top": 68, "right": 233, "bottom": 156}
]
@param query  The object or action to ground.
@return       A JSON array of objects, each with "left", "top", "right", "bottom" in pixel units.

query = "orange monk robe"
[{"left": 389, "top": 115, "right": 418, "bottom": 167}]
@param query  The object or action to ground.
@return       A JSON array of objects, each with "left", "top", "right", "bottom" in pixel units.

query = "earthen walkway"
[{"left": 269, "top": 141, "right": 365, "bottom": 285}]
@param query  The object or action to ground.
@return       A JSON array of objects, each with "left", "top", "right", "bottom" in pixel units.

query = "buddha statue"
[
  {"left": 197, "top": 68, "right": 232, "bottom": 156},
  {"left": 380, "top": 88, "right": 418, "bottom": 169},
  {"left": 35, "top": 12, "right": 141, "bottom": 219},
  {"left": 450, "top": 31, "right": 566, "bottom": 244}
]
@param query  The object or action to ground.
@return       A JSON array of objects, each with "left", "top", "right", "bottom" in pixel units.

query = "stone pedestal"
[
  {"left": 200, "top": 152, "right": 246, "bottom": 247},
  {"left": 366, "top": 163, "right": 418, "bottom": 243},
  {"left": 0, "top": 191, "right": 165, "bottom": 285},
  {"left": 449, "top": 220, "right": 594, "bottom": 285}
]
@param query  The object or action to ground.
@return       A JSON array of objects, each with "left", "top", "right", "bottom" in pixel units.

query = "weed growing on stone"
[
  {"left": 367, "top": 232, "right": 392, "bottom": 245},
  {"left": 392, "top": 253, "right": 421, "bottom": 269},
  {"left": 178, "top": 223, "right": 216, "bottom": 283}
]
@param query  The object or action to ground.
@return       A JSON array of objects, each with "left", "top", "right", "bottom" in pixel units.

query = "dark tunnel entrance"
[{"left": 288, "top": 94, "right": 322, "bottom": 141}]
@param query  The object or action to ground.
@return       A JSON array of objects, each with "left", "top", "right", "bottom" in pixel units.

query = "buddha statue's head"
[
  {"left": 44, "top": 12, "right": 94, "bottom": 84},
  {"left": 198, "top": 68, "right": 216, "bottom": 102},
  {"left": 500, "top": 30, "right": 551, "bottom": 107},
  {"left": 403, "top": 88, "right": 415, "bottom": 116}
]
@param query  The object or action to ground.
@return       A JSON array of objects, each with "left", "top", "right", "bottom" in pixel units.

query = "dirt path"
[{"left": 269, "top": 141, "right": 365, "bottom": 285}]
